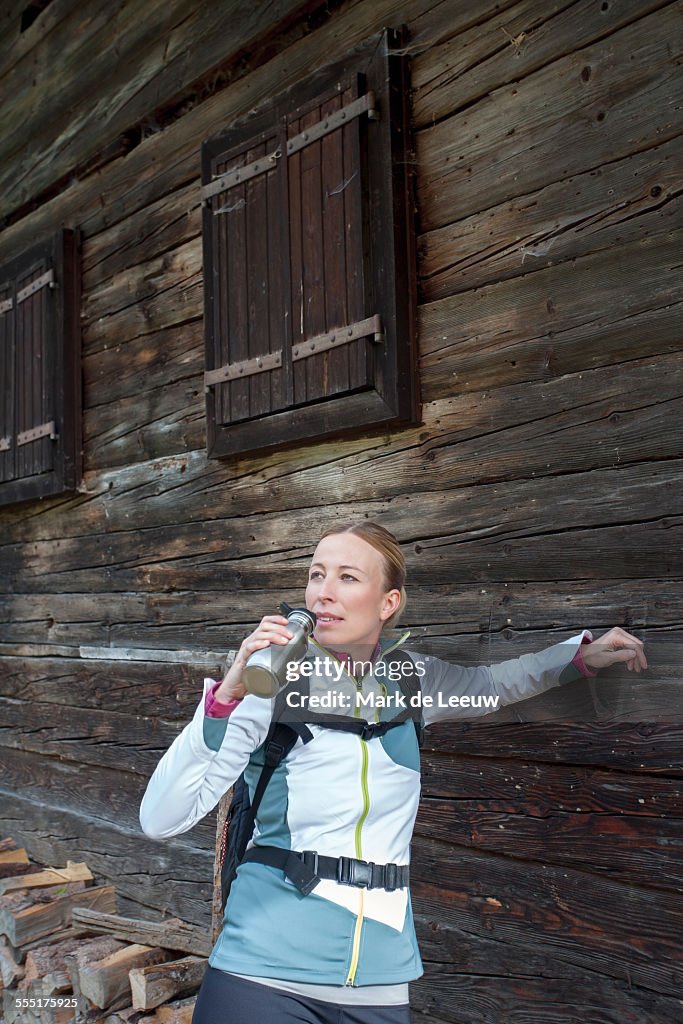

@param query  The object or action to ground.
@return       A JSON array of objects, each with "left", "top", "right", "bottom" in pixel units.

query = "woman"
[{"left": 139, "top": 522, "right": 646, "bottom": 1024}]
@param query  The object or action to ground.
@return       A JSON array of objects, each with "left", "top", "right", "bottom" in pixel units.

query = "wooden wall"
[{"left": 0, "top": 0, "right": 681, "bottom": 1020}]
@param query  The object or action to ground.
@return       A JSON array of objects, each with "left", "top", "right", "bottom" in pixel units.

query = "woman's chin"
[{"left": 315, "top": 622, "right": 347, "bottom": 642}]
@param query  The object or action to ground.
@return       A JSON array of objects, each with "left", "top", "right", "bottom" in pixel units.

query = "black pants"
[{"left": 192, "top": 966, "right": 412, "bottom": 1024}]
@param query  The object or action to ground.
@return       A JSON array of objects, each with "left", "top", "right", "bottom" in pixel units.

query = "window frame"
[{"left": 201, "top": 28, "right": 418, "bottom": 458}]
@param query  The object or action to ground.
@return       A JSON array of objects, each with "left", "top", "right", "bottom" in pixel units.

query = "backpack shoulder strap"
[
  {"left": 220, "top": 701, "right": 312, "bottom": 911},
  {"left": 390, "top": 649, "right": 423, "bottom": 746}
]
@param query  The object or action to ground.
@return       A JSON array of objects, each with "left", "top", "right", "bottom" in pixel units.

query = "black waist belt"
[{"left": 242, "top": 846, "right": 409, "bottom": 897}]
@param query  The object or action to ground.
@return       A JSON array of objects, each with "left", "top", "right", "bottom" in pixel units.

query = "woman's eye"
[
  {"left": 341, "top": 574, "right": 358, "bottom": 582},
  {"left": 309, "top": 571, "right": 323, "bottom": 580}
]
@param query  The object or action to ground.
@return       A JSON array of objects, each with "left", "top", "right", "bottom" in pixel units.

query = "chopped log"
[
  {"left": 23, "top": 932, "right": 97, "bottom": 985},
  {"left": 71, "top": 909, "right": 212, "bottom": 958},
  {"left": 142, "top": 995, "right": 197, "bottom": 1023},
  {"left": 77, "top": 944, "right": 169, "bottom": 1010},
  {"left": 2, "top": 972, "right": 75, "bottom": 1024},
  {"left": 1, "top": 884, "right": 116, "bottom": 947},
  {"left": 0, "top": 861, "right": 93, "bottom": 896},
  {"left": 64, "top": 936, "right": 127, "bottom": 1018},
  {"left": 9, "top": 925, "right": 96, "bottom": 964},
  {"left": 129, "top": 955, "right": 206, "bottom": 1010},
  {"left": 0, "top": 861, "right": 34, "bottom": 881},
  {"left": 0, "top": 848, "right": 30, "bottom": 878},
  {"left": 0, "top": 936, "right": 24, "bottom": 988},
  {"left": 100, "top": 1008, "right": 148, "bottom": 1024},
  {"left": 0, "top": 839, "right": 19, "bottom": 852}
]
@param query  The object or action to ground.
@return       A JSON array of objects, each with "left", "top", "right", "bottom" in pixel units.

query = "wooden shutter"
[
  {"left": 202, "top": 28, "right": 418, "bottom": 458},
  {"left": 0, "top": 277, "right": 14, "bottom": 483},
  {"left": 202, "top": 125, "right": 287, "bottom": 430},
  {"left": 15, "top": 255, "right": 56, "bottom": 481},
  {"left": 287, "top": 75, "right": 376, "bottom": 407},
  {"left": 0, "top": 229, "right": 81, "bottom": 507}
]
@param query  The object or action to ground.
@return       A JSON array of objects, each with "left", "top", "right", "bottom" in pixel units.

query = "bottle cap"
[{"left": 279, "top": 602, "right": 316, "bottom": 630}]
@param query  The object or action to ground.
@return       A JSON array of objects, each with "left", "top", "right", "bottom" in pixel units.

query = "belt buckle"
[{"left": 338, "top": 857, "right": 373, "bottom": 888}]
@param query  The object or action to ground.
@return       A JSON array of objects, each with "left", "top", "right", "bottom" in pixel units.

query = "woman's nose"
[{"left": 317, "top": 578, "right": 336, "bottom": 601}]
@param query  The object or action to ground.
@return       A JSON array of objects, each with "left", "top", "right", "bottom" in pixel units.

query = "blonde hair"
[{"left": 318, "top": 522, "right": 407, "bottom": 629}]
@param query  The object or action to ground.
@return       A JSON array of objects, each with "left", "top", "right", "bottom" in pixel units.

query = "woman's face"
[{"left": 305, "top": 533, "right": 401, "bottom": 652}]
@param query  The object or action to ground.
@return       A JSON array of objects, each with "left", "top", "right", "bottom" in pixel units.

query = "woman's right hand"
[{"left": 214, "top": 615, "right": 293, "bottom": 702}]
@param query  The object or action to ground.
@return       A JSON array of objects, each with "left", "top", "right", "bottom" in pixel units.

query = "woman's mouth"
[{"left": 316, "top": 614, "right": 342, "bottom": 624}]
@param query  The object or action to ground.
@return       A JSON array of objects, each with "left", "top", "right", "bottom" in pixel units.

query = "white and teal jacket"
[{"left": 139, "top": 630, "right": 592, "bottom": 987}]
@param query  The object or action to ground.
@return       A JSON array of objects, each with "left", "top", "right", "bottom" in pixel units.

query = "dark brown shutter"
[
  {"left": 14, "top": 256, "right": 56, "bottom": 481},
  {"left": 287, "top": 75, "right": 375, "bottom": 407},
  {"left": 202, "top": 28, "right": 418, "bottom": 458},
  {"left": 0, "top": 229, "right": 81, "bottom": 507},
  {"left": 202, "top": 126, "right": 287, "bottom": 429},
  {"left": 0, "top": 277, "right": 14, "bottom": 483}
]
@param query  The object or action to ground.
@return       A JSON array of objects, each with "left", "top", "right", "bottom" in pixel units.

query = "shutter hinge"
[
  {"left": 16, "top": 421, "right": 58, "bottom": 446},
  {"left": 17, "top": 269, "right": 55, "bottom": 304},
  {"left": 201, "top": 148, "right": 282, "bottom": 203},
  {"left": 286, "top": 92, "right": 378, "bottom": 157},
  {"left": 0, "top": 297, "right": 12, "bottom": 315},
  {"left": 204, "top": 350, "right": 283, "bottom": 389},
  {"left": 291, "top": 315, "right": 383, "bottom": 361},
  {"left": 0, "top": 436, "right": 11, "bottom": 451}
]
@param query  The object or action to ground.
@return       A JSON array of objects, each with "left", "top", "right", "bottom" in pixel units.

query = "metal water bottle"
[{"left": 242, "top": 602, "right": 317, "bottom": 697}]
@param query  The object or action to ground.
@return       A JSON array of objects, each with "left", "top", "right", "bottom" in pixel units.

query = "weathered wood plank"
[
  {"left": 0, "top": 652, "right": 222, "bottom": 720},
  {"left": 416, "top": 4, "right": 683, "bottom": 229},
  {"left": 0, "top": 0, "right": 74, "bottom": 80},
  {"left": 81, "top": 241, "right": 203, "bottom": 354},
  {"left": 420, "top": 752, "right": 683, "bottom": 812},
  {"left": 83, "top": 322, "right": 203, "bottom": 410},
  {"left": 418, "top": 136, "right": 682, "bottom": 301},
  {"left": 424, "top": 720, "right": 683, "bottom": 771},
  {"left": 1, "top": 578, "right": 679, "bottom": 651},
  {"left": 83, "top": 372, "right": 205, "bottom": 471},
  {"left": 416, "top": 798, "right": 683, "bottom": 890},
  {"left": 411, "top": 0, "right": 670, "bottom": 128},
  {"left": 1, "top": 459, "right": 679, "bottom": 586},
  {"left": 410, "top": 963, "right": 683, "bottom": 1024},
  {"left": 0, "top": 513, "right": 680, "bottom": 596},
  {"left": 2, "top": 454, "right": 679, "bottom": 573},
  {"left": 0, "top": 697, "right": 203, "bottom": 777},
  {"left": 411, "top": 837, "right": 683, "bottom": 996},
  {"left": 0, "top": 747, "right": 215, "bottom": 848},
  {"left": 0, "top": 793, "right": 213, "bottom": 928},
  {"left": 420, "top": 232, "right": 682, "bottom": 400},
  {"left": 81, "top": 181, "right": 200, "bottom": 290},
  {"left": 70, "top": 908, "right": 211, "bottom": 958}
]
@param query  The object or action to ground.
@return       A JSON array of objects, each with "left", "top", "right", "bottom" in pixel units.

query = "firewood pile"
[{"left": 0, "top": 837, "right": 211, "bottom": 1024}]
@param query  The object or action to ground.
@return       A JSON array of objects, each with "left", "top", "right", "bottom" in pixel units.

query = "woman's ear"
[{"left": 380, "top": 589, "right": 402, "bottom": 622}]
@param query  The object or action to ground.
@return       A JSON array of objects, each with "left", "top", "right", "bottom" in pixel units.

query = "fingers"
[
  {"left": 238, "top": 616, "right": 293, "bottom": 659},
  {"left": 596, "top": 627, "right": 648, "bottom": 671},
  {"left": 612, "top": 648, "right": 642, "bottom": 672}
]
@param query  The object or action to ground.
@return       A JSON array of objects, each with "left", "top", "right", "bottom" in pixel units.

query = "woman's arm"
[
  {"left": 138, "top": 685, "right": 273, "bottom": 840},
  {"left": 138, "top": 615, "right": 292, "bottom": 841},
  {"left": 417, "top": 628, "right": 646, "bottom": 727}
]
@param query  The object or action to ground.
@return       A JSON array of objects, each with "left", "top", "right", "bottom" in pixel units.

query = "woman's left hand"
[{"left": 581, "top": 627, "right": 647, "bottom": 673}]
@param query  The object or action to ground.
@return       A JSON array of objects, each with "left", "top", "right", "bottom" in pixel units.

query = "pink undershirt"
[{"left": 204, "top": 636, "right": 596, "bottom": 718}]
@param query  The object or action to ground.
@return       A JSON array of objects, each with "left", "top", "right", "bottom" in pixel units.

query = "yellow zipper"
[
  {"left": 308, "top": 634, "right": 410, "bottom": 986},
  {"left": 346, "top": 731, "right": 370, "bottom": 985}
]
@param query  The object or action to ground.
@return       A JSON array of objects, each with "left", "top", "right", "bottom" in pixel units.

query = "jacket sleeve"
[
  {"left": 139, "top": 678, "right": 274, "bottom": 840},
  {"left": 418, "top": 630, "right": 593, "bottom": 727}
]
